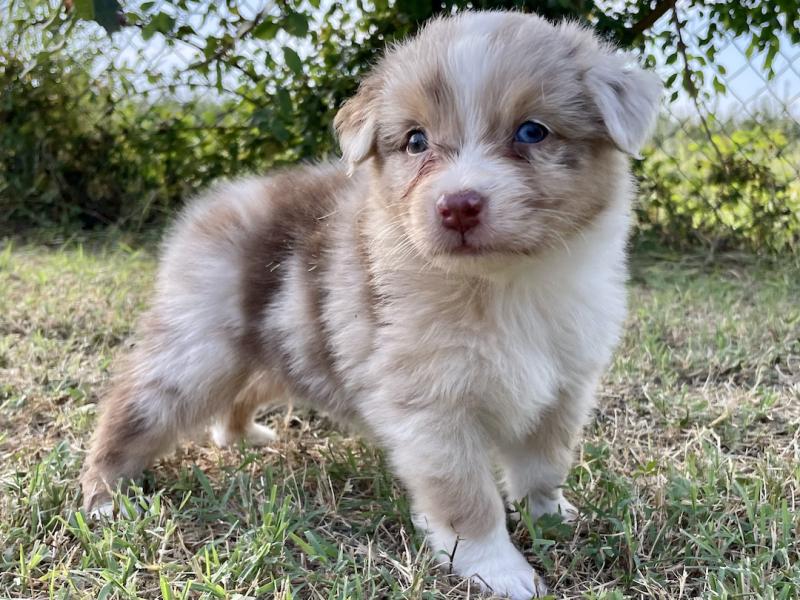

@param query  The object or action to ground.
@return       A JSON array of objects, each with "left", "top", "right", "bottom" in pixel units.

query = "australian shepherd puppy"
[{"left": 82, "top": 11, "right": 660, "bottom": 598}]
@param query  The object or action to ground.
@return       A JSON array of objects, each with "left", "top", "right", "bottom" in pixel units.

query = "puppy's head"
[{"left": 335, "top": 12, "right": 661, "bottom": 263}]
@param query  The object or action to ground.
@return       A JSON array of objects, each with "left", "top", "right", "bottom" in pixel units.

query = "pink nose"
[{"left": 436, "top": 190, "right": 486, "bottom": 233}]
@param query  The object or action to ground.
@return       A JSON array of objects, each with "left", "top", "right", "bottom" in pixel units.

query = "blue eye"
[
  {"left": 514, "top": 121, "right": 549, "bottom": 144},
  {"left": 406, "top": 130, "right": 429, "bottom": 154}
]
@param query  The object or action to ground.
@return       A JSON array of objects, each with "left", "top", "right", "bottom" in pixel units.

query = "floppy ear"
[
  {"left": 334, "top": 74, "right": 382, "bottom": 171},
  {"left": 585, "top": 55, "right": 662, "bottom": 158}
]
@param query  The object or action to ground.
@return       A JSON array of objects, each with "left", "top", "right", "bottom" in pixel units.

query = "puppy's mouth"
[
  {"left": 448, "top": 235, "right": 484, "bottom": 255},
  {"left": 434, "top": 230, "right": 493, "bottom": 256}
]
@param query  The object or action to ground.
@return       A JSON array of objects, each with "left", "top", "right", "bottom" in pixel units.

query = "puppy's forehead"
[{"left": 379, "top": 13, "right": 599, "bottom": 141}]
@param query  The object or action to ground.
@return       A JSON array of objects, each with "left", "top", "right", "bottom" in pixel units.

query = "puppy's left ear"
[
  {"left": 586, "top": 55, "right": 662, "bottom": 158},
  {"left": 334, "top": 74, "right": 382, "bottom": 171}
]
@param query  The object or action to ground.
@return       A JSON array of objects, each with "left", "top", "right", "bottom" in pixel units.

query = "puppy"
[{"left": 81, "top": 11, "right": 660, "bottom": 598}]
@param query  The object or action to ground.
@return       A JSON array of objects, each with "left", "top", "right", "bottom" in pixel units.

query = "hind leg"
[
  {"left": 81, "top": 184, "right": 280, "bottom": 514},
  {"left": 81, "top": 378, "right": 174, "bottom": 516},
  {"left": 210, "top": 372, "right": 285, "bottom": 448},
  {"left": 81, "top": 336, "right": 249, "bottom": 514}
]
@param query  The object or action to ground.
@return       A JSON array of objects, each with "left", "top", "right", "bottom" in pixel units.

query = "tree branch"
[
  {"left": 630, "top": 0, "right": 677, "bottom": 38},
  {"left": 671, "top": 4, "right": 725, "bottom": 165}
]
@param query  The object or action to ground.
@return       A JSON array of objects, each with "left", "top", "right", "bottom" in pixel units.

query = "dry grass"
[{"left": 1, "top": 241, "right": 798, "bottom": 599}]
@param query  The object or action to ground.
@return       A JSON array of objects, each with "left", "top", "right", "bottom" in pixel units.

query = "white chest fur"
[
  {"left": 479, "top": 263, "right": 626, "bottom": 438},
  {"left": 366, "top": 204, "right": 630, "bottom": 442}
]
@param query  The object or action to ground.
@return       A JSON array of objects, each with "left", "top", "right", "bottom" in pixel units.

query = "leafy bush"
[
  {"left": 636, "top": 120, "right": 800, "bottom": 253},
  {"left": 0, "top": 53, "right": 283, "bottom": 232},
  {"left": 1, "top": 0, "right": 799, "bottom": 254}
]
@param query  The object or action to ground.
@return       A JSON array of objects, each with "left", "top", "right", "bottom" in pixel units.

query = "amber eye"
[{"left": 406, "top": 130, "right": 429, "bottom": 154}]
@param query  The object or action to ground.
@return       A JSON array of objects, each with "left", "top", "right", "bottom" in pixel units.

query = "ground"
[{"left": 1, "top": 241, "right": 798, "bottom": 599}]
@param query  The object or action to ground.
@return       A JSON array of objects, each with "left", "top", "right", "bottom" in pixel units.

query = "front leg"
[
  {"left": 499, "top": 386, "right": 595, "bottom": 523},
  {"left": 366, "top": 402, "right": 547, "bottom": 599}
]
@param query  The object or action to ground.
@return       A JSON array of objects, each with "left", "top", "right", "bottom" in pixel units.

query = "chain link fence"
[
  {"left": 2, "top": 0, "right": 799, "bottom": 251},
  {"left": 639, "top": 9, "right": 800, "bottom": 252}
]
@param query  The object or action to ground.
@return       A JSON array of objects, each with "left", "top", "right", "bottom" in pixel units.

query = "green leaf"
[
  {"left": 253, "top": 18, "right": 280, "bottom": 40},
  {"left": 73, "top": 0, "right": 122, "bottom": 34},
  {"left": 283, "top": 46, "right": 303, "bottom": 77},
  {"left": 763, "top": 45, "right": 779, "bottom": 75},
  {"left": 275, "top": 88, "right": 292, "bottom": 117},
  {"left": 283, "top": 11, "right": 309, "bottom": 37},
  {"left": 203, "top": 37, "right": 220, "bottom": 59},
  {"left": 394, "top": 0, "right": 432, "bottom": 21},
  {"left": 665, "top": 73, "right": 678, "bottom": 88},
  {"left": 142, "top": 12, "right": 175, "bottom": 40}
]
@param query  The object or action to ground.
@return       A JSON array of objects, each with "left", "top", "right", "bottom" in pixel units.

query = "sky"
[{"left": 645, "top": 9, "right": 800, "bottom": 120}]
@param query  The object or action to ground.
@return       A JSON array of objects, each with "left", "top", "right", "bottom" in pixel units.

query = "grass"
[{"left": 1, "top": 240, "right": 798, "bottom": 599}]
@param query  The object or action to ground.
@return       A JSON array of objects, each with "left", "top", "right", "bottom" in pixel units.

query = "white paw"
[
  {"left": 469, "top": 560, "right": 547, "bottom": 599},
  {"left": 88, "top": 500, "right": 140, "bottom": 520},
  {"left": 210, "top": 421, "right": 276, "bottom": 448},
  {"left": 243, "top": 422, "right": 277, "bottom": 446},
  {"left": 421, "top": 516, "right": 548, "bottom": 599},
  {"left": 529, "top": 491, "right": 578, "bottom": 523},
  {"left": 210, "top": 423, "right": 232, "bottom": 448},
  {"left": 88, "top": 501, "right": 115, "bottom": 520}
]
